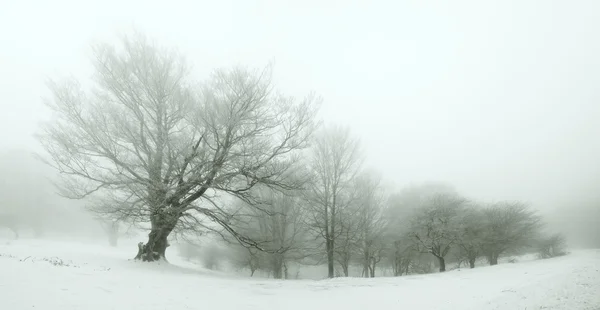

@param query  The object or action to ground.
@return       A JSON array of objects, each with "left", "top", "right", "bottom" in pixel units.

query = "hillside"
[{"left": 0, "top": 239, "right": 599, "bottom": 310}]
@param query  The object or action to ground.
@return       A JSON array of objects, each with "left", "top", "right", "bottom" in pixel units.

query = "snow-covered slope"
[{"left": 1, "top": 239, "right": 599, "bottom": 310}]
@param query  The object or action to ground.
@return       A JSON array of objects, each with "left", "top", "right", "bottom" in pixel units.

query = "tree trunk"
[
  {"left": 486, "top": 250, "right": 500, "bottom": 266},
  {"left": 272, "top": 254, "right": 284, "bottom": 279},
  {"left": 134, "top": 205, "right": 179, "bottom": 262},
  {"left": 329, "top": 195, "right": 337, "bottom": 278},
  {"left": 437, "top": 256, "right": 446, "bottom": 272},
  {"left": 337, "top": 252, "right": 350, "bottom": 277},
  {"left": 341, "top": 260, "right": 349, "bottom": 277},
  {"left": 489, "top": 255, "right": 499, "bottom": 266},
  {"left": 134, "top": 221, "right": 175, "bottom": 262},
  {"left": 469, "top": 257, "right": 476, "bottom": 269},
  {"left": 326, "top": 238, "right": 335, "bottom": 278},
  {"left": 392, "top": 258, "right": 400, "bottom": 276}
]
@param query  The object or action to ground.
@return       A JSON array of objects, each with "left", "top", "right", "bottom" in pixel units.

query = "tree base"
[
  {"left": 134, "top": 242, "right": 162, "bottom": 262},
  {"left": 133, "top": 224, "right": 174, "bottom": 262}
]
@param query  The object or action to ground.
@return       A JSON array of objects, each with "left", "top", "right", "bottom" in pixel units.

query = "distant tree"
[
  {"left": 388, "top": 237, "right": 418, "bottom": 276},
  {"left": 228, "top": 186, "right": 310, "bottom": 279},
  {"left": 177, "top": 240, "right": 203, "bottom": 262},
  {"left": 409, "top": 193, "right": 466, "bottom": 272},
  {"left": 0, "top": 213, "right": 20, "bottom": 239},
  {"left": 536, "top": 233, "right": 567, "bottom": 259},
  {"left": 37, "top": 33, "right": 319, "bottom": 261},
  {"left": 480, "top": 201, "right": 542, "bottom": 265},
  {"left": 306, "top": 125, "right": 363, "bottom": 278},
  {"left": 386, "top": 182, "right": 457, "bottom": 218},
  {"left": 201, "top": 242, "right": 223, "bottom": 270},
  {"left": 334, "top": 196, "right": 360, "bottom": 277},
  {"left": 385, "top": 182, "right": 457, "bottom": 241},
  {"left": 87, "top": 196, "right": 134, "bottom": 247},
  {"left": 455, "top": 205, "right": 486, "bottom": 268},
  {"left": 0, "top": 149, "right": 53, "bottom": 238},
  {"left": 230, "top": 246, "right": 264, "bottom": 277},
  {"left": 101, "top": 219, "right": 121, "bottom": 247},
  {"left": 352, "top": 172, "right": 387, "bottom": 277},
  {"left": 383, "top": 182, "right": 457, "bottom": 276}
]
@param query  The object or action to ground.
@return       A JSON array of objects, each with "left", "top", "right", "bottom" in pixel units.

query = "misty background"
[{"left": 0, "top": 0, "right": 599, "bottom": 247}]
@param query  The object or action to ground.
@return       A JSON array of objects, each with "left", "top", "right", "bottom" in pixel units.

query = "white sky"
[{"left": 1, "top": 0, "right": 600, "bottom": 211}]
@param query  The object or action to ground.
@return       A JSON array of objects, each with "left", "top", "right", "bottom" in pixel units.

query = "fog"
[{"left": 0, "top": 0, "right": 599, "bottom": 247}]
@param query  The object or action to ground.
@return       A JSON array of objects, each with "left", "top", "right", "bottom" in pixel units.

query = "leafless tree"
[
  {"left": 228, "top": 186, "right": 310, "bottom": 279},
  {"left": 230, "top": 246, "right": 264, "bottom": 277},
  {"left": 409, "top": 193, "right": 466, "bottom": 272},
  {"left": 480, "top": 201, "right": 542, "bottom": 265},
  {"left": 37, "top": 33, "right": 319, "bottom": 261},
  {"left": 536, "top": 233, "right": 567, "bottom": 259},
  {"left": 333, "top": 190, "right": 361, "bottom": 277},
  {"left": 388, "top": 237, "right": 418, "bottom": 276},
  {"left": 86, "top": 194, "right": 137, "bottom": 247},
  {"left": 0, "top": 150, "right": 53, "bottom": 239},
  {"left": 101, "top": 219, "right": 121, "bottom": 247},
  {"left": 305, "top": 125, "right": 363, "bottom": 278},
  {"left": 455, "top": 205, "right": 486, "bottom": 268},
  {"left": 383, "top": 183, "right": 457, "bottom": 275},
  {"left": 351, "top": 172, "right": 387, "bottom": 277}
]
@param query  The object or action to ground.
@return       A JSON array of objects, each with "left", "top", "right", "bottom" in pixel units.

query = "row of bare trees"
[
  {"left": 213, "top": 125, "right": 550, "bottom": 278},
  {"left": 400, "top": 195, "right": 544, "bottom": 272},
  {"left": 37, "top": 32, "right": 565, "bottom": 279},
  {"left": 222, "top": 169, "right": 561, "bottom": 278}
]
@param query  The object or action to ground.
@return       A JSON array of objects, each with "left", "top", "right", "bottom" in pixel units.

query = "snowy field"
[{"left": 0, "top": 238, "right": 599, "bottom": 310}]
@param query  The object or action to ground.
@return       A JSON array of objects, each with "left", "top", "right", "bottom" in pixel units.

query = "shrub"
[{"left": 536, "top": 233, "right": 567, "bottom": 259}]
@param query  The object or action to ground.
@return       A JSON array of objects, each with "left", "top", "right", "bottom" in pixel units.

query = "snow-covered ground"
[{"left": 0, "top": 238, "right": 599, "bottom": 310}]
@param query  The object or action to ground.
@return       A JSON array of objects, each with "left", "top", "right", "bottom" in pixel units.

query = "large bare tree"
[
  {"left": 306, "top": 125, "right": 363, "bottom": 278},
  {"left": 37, "top": 34, "right": 319, "bottom": 261}
]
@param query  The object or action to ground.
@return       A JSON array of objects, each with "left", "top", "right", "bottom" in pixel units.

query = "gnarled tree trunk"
[
  {"left": 134, "top": 210, "right": 178, "bottom": 262},
  {"left": 134, "top": 228, "right": 172, "bottom": 261}
]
